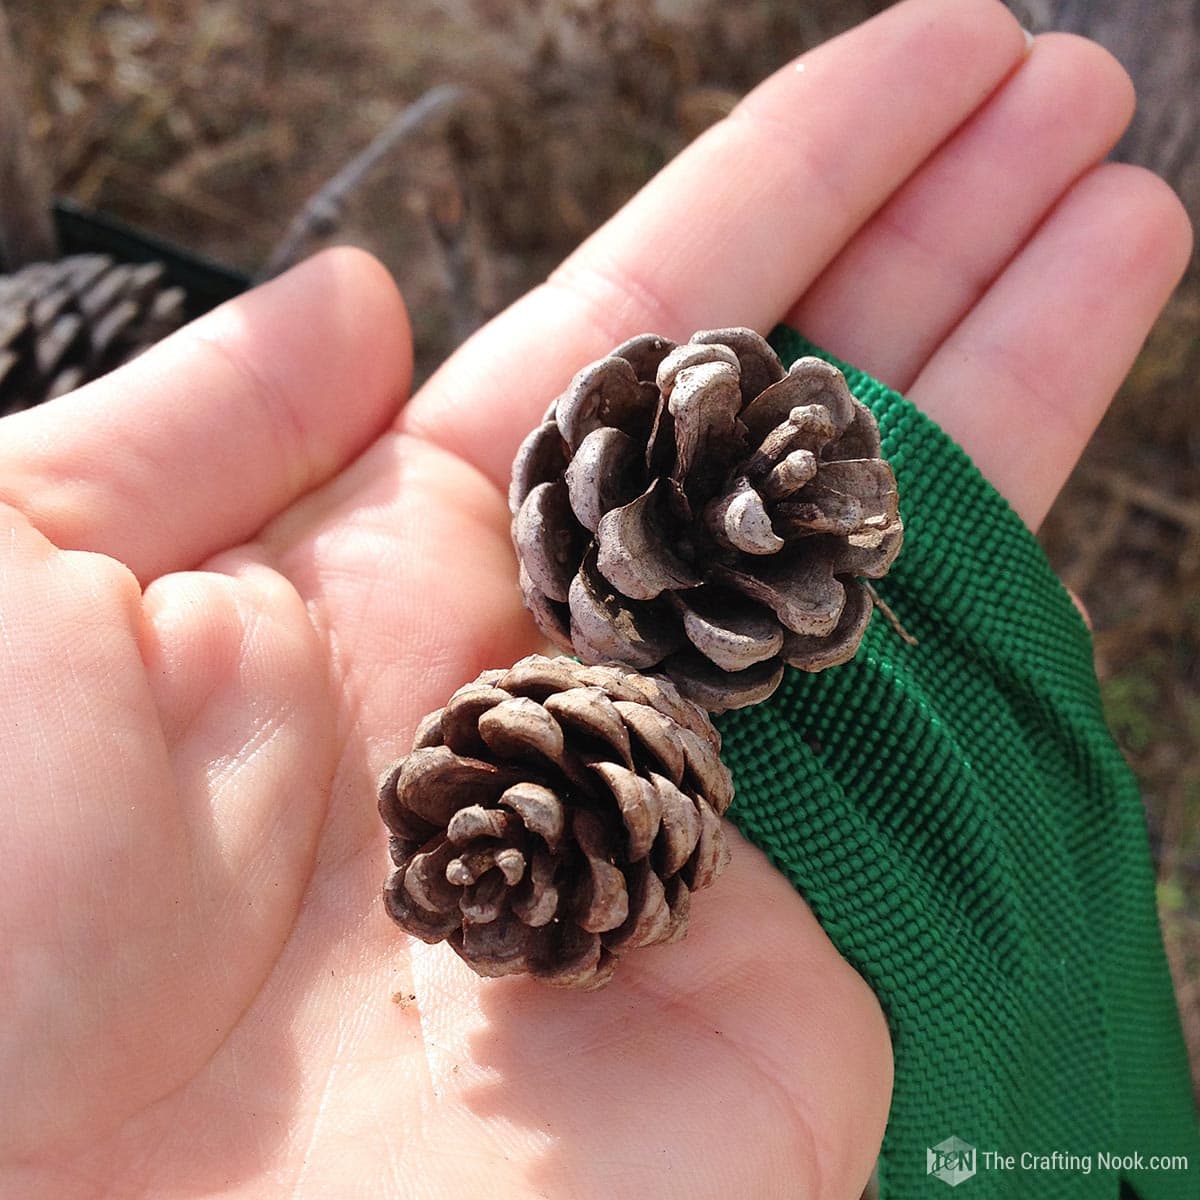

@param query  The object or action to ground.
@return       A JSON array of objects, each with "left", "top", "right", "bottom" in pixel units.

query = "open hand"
[{"left": 1, "top": 1, "right": 1189, "bottom": 1196}]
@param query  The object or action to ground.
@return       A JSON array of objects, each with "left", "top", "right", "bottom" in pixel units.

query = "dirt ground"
[{"left": 7, "top": 0, "right": 1198, "bottom": 1097}]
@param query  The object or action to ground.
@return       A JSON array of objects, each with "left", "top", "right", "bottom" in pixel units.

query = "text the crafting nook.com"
[
  {"left": 925, "top": 1136, "right": 1192, "bottom": 1188},
  {"left": 981, "top": 1151, "right": 1190, "bottom": 1174}
]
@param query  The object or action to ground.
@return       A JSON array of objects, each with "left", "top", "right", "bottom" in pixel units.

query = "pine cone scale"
[
  {"left": 568, "top": 551, "right": 687, "bottom": 669},
  {"left": 89, "top": 300, "right": 142, "bottom": 363},
  {"left": 711, "top": 556, "right": 845, "bottom": 638},
  {"left": 512, "top": 849, "right": 559, "bottom": 925},
  {"left": 32, "top": 287, "right": 71, "bottom": 327},
  {"left": 684, "top": 799, "right": 730, "bottom": 890},
  {"left": 386, "top": 858, "right": 461, "bottom": 942},
  {"left": 509, "top": 420, "right": 568, "bottom": 513},
  {"left": 445, "top": 803, "right": 514, "bottom": 843},
  {"left": 604, "top": 860, "right": 672, "bottom": 952},
  {"left": 656, "top": 341, "right": 739, "bottom": 392},
  {"left": 759, "top": 449, "right": 819, "bottom": 502},
  {"left": 555, "top": 354, "right": 650, "bottom": 450},
  {"left": 385, "top": 746, "right": 522, "bottom": 829},
  {"left": 495, "top": 652, "right": 578, "bottom": 698},
  {"left": 591, "top": 761, "right": 659, "bottom": 860},
  {"left": 498, "top": 781, "right": 565, "bottom": 848},
  {"left": 834, "top": 528, "right": 904, "bottom": 579},
  {"left": 477, "top": 695, "right": 565, "bottom": 763},
  {"left": 563, "top": 425, "right": 644, "bottom": 532},
  {"left": 773, "top": 458, "right": 900, "bottom": 539},
  {"left": 596, "top": 480, "right": 703, "bottom": 601},
  {"left": 690, "top": 327, "right": 785, "bottom": 399},
  {"left": 706, "top": 476, "right": 784, "bottom": 555},
  {"left": 664, "top": 356, "right": 746, "bottom": 494},
  {"left": 609, "top": 332, "right": 675, "bottom": 380},
  {"left": 0, "top": 253, "right": 186, "bottom": 415},
  {"left": 457, "top": 918, "right": 539, "bottom": 977},
  {"left": 513, "top": 481, "right": 578, "bottom": 603},
  {"left": 675, "top": 729, "right": 734, "bottom": 811},
  {"left": 531, "top": 925, "right": 612, "bottom": 990},
  {"left": 459, "top": 867, "right": 511, "bottom": 923},
  {"left": 739, "top": 358, "right": 854, "bottom": 440},
  {"left": 544, "top": 686, "right": 634, "bottom": 766},
  {"left": 405, "top": 838, "right": 462, "bottom": 912},
  {"left": 781, "top": 579, "right": 873, "bottom": 671},
  {"left": 666, "top": 650, "right": 784, "bottom": 712},
  {"left": 827, "top": 401, "right": 885, "bottom": 461},
  {"left": 37, "top": 313, "right": 82, "bottom": 380},
  {"left": 439, "top": 683, "right": 513, "bottom": 756},
  {"left": 650, "top": 773, "right": 702, "bottom": 878},
  {"left": 80, "top": 263, "right": 133, "bottom": 318},
  {"left": 574, "top": 810, "right": 630, "bottom": 934},
  {"left": 677, "top": 590, "right": 784, "bottom": 671},
  {"left": 611, "top": 700, "right": 686, "bottom": 785}
]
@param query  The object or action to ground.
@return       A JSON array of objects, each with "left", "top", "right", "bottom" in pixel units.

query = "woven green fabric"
[{"left": 716, "top": 328, "right": 1198, "bottom": 1198}]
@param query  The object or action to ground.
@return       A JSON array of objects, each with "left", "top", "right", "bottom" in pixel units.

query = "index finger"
[{"left": 401, "top": 0, "right": 1027, "bottom": 488}]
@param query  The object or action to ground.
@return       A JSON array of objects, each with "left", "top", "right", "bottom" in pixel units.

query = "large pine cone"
[
  {"left": 0, "top": 254, "right": 186, "bottom": 417},
  {"left": 510, "top": 329, "right": 902, "bottom": 711},
  {"left": 379, "top": 655, "right": 734, "bottom": 990}
]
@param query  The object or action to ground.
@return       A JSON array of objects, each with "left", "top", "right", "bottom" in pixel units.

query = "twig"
[
  {"left": 864, "top": 581, "right": 919, "bottom": 647},
  {"left": 1060, "top": 489, "right": 1128, "bottom": 597},
  {"left": 258, "top": 84, "right": 469, "bottom": 280},
  {"left": 427, "top": 165, "right": 484, "bottom": 347},
  {"left": 1095, "top": 467, "right": 1200, "bottom": 531},
  {"left": 0, "top": 1, "right": 56, "bottom": 269}
]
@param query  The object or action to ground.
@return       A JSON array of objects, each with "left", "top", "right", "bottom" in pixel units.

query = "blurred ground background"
[{"left": 4, "top": 0, "right": 1197, "bottom": 1096}]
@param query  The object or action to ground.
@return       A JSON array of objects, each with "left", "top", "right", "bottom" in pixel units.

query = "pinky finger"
[{"left": 906, "top": 162, "right": 1193, "bottom": 530}]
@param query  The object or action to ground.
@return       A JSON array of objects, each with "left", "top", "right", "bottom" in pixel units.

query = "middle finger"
[
  {"left": 403, "top": 0, "right": 1029, "bottom": 490},
  {"left": 786, "top": 32, "right": 1135, "bottom": 391}
]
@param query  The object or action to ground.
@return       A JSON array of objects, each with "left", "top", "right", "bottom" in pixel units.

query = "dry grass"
[{"left": 8, "top": 0, "right": 1198, "bottom": 1096}]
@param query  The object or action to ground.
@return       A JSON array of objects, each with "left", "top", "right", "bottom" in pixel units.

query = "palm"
[
  {"left": 2, "top": 404, "right": 886, "bottom": 1198},
  {"left": 2, "top": 3, "right": 1190, "bottom": 1198}
]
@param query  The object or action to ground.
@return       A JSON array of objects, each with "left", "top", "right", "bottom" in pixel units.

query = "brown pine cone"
[
  {"left": 379, "top": 655, "right": 734, "bottom": 990},
  {"left": 510, "top": 328, "right": 902, "bottom": 711},
  {"left": 0, "top": 254, "right": 186, "bottom": 417}
]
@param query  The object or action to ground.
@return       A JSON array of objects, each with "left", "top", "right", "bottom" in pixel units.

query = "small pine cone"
[
  {"left": 510, "top": 329, "right": 903, "bottom": 711},
  {"left": 379, "top": 655, "right": 734, "bottom": 990},
  {"left": 0, "top": 254, "right": 186, "bottom": 417}
]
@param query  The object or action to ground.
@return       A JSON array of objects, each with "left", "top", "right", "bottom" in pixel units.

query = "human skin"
[{"left": 0, "top": 1, "right": 1191, "bottom": 1197}]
